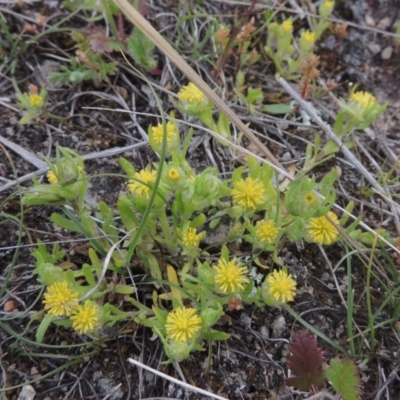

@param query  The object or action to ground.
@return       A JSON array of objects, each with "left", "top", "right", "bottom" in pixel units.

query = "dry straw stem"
[
  {"left": 127, "top": 358, "right": 229, "bottom": 400},
  {"left": 112, "top": 0, "right": 285, "bottom": 172}
]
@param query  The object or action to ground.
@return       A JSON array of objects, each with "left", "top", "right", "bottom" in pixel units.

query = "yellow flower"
[
  {"left": 282, "top": 19, "right": 293, "bottom": 32},
  {"left": 151, "top": 121, "right": 178, "bottom": 144},
  {"left": 304, "top": 192, "right": 317, "bottom": 206},
  {"left": 267, "top": 269, "right": 297, "bottom": 303},
  {"left": 168, "top": 168, "right": 180, "bottom": 181},
  {"left": 255, "top": 220, "right": 279, "bottom": 244},
  {"left": 301, "top": 30, "right": 316, "bottom": 43},
  {"left": 29, "top": 94, "right": 43, "bottom": 107},
  {"left": 349, "top": 91, "right": 377, "bottom": 109},
  {"left": 214, "top": 258, "right": 249, "bottom": 294},
  {"left": 182, "top": 227, "right": 202, "bottom": 247},
  {"left": 47, "top": 170, "right": 58, "bottom": 184},
  {"left": 232, "top": 177, "right": 265, "bottom": 210},
  {"left": 71, "top": 300, "right": 98, "bottom": 334},
  {"left": 178, "top": 83, "right": 205, "bottom": 103},
  {"left": 307, "top": 211, "right": 339, "bottom": 245},
  {"left": 301, "top": 30, "right": 315, "bottom": 43},
  {"left": 319, "top": 0, "right": 335, "bottom": 17},
  {"left": 128, "top": 169, "right": 157, "bottom": 198},
  {"left": 165, "top": 307, "right": 202, "bottom": 342},
  {"left": 43, "top": 281, "right": 79, "bottom": 317}
]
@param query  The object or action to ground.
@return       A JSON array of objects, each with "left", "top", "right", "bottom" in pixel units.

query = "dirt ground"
[{"left": 1, "top": 0, "right": 400, "bottom": 399}]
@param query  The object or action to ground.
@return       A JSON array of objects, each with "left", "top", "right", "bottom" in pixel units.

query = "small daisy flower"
[
  {"left": 178, "top": 83, "right": 205, "bottom": 104},
  {"left": 232, "top": 177, "right": 265, "bottom": 210},
  {"left": 47, "top": 170, "right": 58, "bottom": 184},
  {"left": 266, "top": 269, "right": 297, "bottom": 303},
  {"left": 165, "top": 307, "right": 202, "bottom": 342},
  {"left": 182, "top": 227, "right": 203, "bottom": 247},
  {"left": 43, "top": 281, "right": 79, "bottom": 317},
  {"left": 304, "top": 192, "right": 317, "bottom": 206},
  {"left": 255, "top": 219, "right": 279, "bottom": 244},
  {"left": 319, "top": 0, "right": 335, "bottom": 17},
  {"left": 307, "top": 211, "right": 339, "bottom": 245},
  {"left": 282, "top": 19, "right": 293, "bottom": 32},
  {"left": 168, "top": 168, "right": 181, "bottom": 181},
  {"left": 214, "top": 258, "right": 249, "bottom": 294},
  {"left": 71, "top": 300, "right": 98, "bottom": 334},
  {"left": 128, "top": 169, "right": 157, "bottom": 198},
  {"left": 301, "top": 30, "right": 316, "bottom": 43},
  {"left": 215, "top": 26, "right": 230, "bottom": 44},
  {"left": 29, "top": 93, "right": 43, "bottom": 107},
  {"left": 349, "top": 91, "right": 376, "bottom": 109},
  {"left": 151, "top": 121, "right": 178, "bottom": 145}
]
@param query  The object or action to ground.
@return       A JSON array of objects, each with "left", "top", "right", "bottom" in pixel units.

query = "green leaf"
[
  {"left": 51, "top": 213, "right": 84, "bottom": 234},
  {"left": 36, "top": 313, "right": 54, "bottom": 344},
  {"left": 199, "top": 329, "right": 230, "bottom": 341},
  {"left": 209, "top": 216, "right": 221, "bottom": 230},
  {"left": 127, "top": 29, "right": 157, "bottom": 71},
  {"left": 191, "top": 213, "right": 206, "bottom": 229},
  {"left": 325, "top": 358, "right": 362, "bottom": 400},
  {"left": 263, "top": 103, "right": 293, "bottom": 114}
]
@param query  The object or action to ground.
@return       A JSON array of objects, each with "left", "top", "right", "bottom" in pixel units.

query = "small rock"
[
  {"left": 259, "top": 325, "right": 269, "bottom": 338},
  {"left": 381, "top": 46, "right": 393, "bottom": 60},
  {"left": 272, "top": 315, "right": 286, "bottom": 338},
  {"left": 4, "top": 300, "right": 16, "bottom": 312},
  {"left": 377, "top": 17, "right": 391, "bottom": 30},
  {"left": 368, "top": 43, "right": 381, "bottom": 54},
  {"left": 18, "top": 385, "right": 36, "bottom": 400},
  {"left": 365, "top": 14, "right": 375, "bottom": 26}
]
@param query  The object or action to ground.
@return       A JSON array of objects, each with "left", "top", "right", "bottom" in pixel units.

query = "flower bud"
[{"left": 200, "top": 305, "right": 223, "bottom": 328}]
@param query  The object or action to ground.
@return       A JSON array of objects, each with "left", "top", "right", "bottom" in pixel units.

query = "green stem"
[
  {"left": 366, "top": 231, "right": 380, "bottom": 352},
  {"left": 156, "top": 206, "right": 175, "bottom": 252}
]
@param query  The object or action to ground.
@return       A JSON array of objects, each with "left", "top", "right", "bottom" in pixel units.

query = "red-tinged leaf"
[
  {"left": 147, "top": 67, "right": 162, "bottom": 76},
  {"left": 90, "top": 34, "right": 112, "bottom": 54},
  {"left": 286, "top": 330, "right": 326, "bottom": 391},
  {"left": 138, "top": 0, "right": 149, "bottom": 16}
]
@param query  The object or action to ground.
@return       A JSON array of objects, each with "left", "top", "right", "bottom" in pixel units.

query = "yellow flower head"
[
  {"left": 319, "top": 0, "right": 335, "bottom": 17},
  {"left": 307, "top": 211, "right": 339, "bottom": 245},
  {"left": 232, "top": 177, "right": 265, "bottom": 210},
  {"left": 282, "top": 19, "right": 293, "bottom": 32},
  {"left": 178, "top": 83, "right": 205, "bottom": 104},
  {"left": 165, "top": 307, "right": 202, "bottom": 342},
  {"left": 215, "top": 27, "right": 230, "bottom": 44},
  {"left": 301, "top": 30, "right": 316, "bottom": 43},
  {"left": 267, "top": 269, "right": 297, "bottom": 303},
  {"left": 182, "top": 227, "right": 202, "bottom": 247},
  {"left": 168, "top": 168, "right": 181, "bottom": 181},
  {"left": 151, "top": 121, "right": 178, "bottom": 145},
  {"left": 349, "top": 91, "right": 376, "bottom": 109},
  {"left": 128, "top": 169, "right": 157, "bottom": 198},
  {"left": 29, "top": 93, "right": 43, "bottom": 107},
  {"left": 304, "top": 192, "right": 317, "bottom": 206},
  {"left": 214, "top": 258, "right": 249, "bottom": 294},
  {"left": 43, "top": 281, "right": 79, "bottom": 317},
  {"left": 70, "top": 300, "right": 98, "bottom": 334},
  {"left": 47, "top": 170, "right": 58, "bottom": 184},
  {"left": 255, "top": 219, "right": 279, "bottom": 244}
]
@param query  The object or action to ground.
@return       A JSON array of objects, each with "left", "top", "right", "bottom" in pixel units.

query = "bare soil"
[{"left": 1, "top": 1, "right": 400, "bottom": 399}]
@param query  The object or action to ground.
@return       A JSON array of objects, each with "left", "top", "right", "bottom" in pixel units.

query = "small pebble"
[
  {"left": 18, "top": 385, "right": 36, "bottom": 400},
  {"left": 381, "top": 46, "right": 393, "bottom": 60},
  {"left": 272, "top": 315, "right": 286, "bottom": 338}
]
